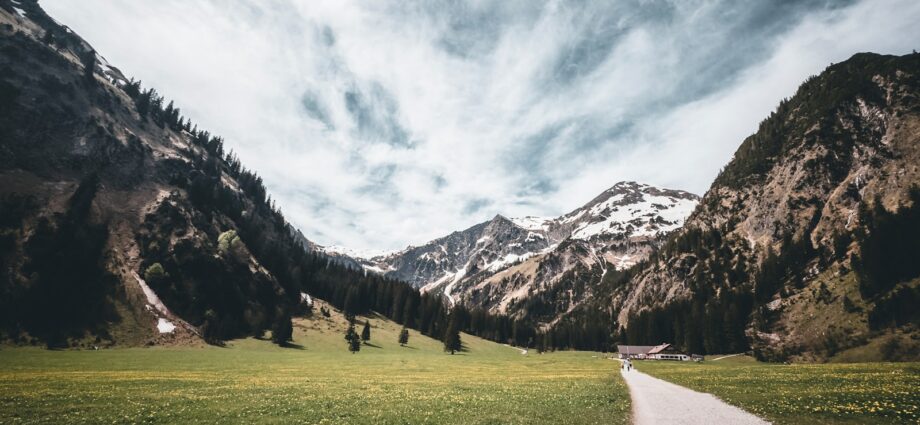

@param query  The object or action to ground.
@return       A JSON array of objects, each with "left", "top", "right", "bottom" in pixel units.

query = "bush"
[
  {"left": 217, "top": 230, "right": 247, "bottom": 262},
  {"left": 880, "top": 337, "right": 900, "bottom": 360},
  {"left": 143, "top": 263, "right": 168, "bottom": 285}
]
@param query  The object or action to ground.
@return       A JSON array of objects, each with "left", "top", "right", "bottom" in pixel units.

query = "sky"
[{"left": 43, "top": 0, "right": 920, "bottom": 252}]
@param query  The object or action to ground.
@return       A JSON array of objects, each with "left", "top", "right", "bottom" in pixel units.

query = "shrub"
[
  {"left": 143, "top": 263, "right": 168, "bottom": 286},
  {"left": 217, "top": 230, "right": 247, "bottom": 262}
]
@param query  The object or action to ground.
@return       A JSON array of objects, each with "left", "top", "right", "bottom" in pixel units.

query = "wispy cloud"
[{"left": 43, "top": 0, "right": 920, "bottom": 250}]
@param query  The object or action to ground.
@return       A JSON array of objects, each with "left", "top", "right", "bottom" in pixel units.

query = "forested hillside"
[
  {"left": 596, "top": 52, "right": 920, "bottom": 361},
  {"left": 0, "top": 0, "right": 525, "bottom": 349}
]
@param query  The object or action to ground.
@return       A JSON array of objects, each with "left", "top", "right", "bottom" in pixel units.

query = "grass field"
[
  {"left": 635, "top": 355, "right": 920, "bottom": 424},
  {"left": 0, "top": 304, "right": 629, "bottom": 424}
]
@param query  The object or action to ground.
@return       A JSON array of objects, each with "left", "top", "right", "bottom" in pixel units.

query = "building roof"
[
  {"left": 647, "top": 343, "right": 673, "bottom": 354},
  {"left": 616, "top": 345, "right": 656, "bottom": 354},
  {"left": 617, "top": 343, "right": 680, "bottom": 355}
]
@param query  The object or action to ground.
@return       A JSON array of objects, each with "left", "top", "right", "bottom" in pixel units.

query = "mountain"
[
  {"left": 345, "top": 182, "right": 698, "bottom": 325},
  {"left": 4, "top": 0, "right": 917, "bottom": 360},
  {"left": 567, "top": 52, "right": 920, "bottom": 361},
  {"left": 0, "top": 0, "right": 455, "bottom": 349}
]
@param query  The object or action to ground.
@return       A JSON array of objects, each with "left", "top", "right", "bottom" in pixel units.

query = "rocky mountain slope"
[
  {"left": 0, "top": 0, "right": 411, "bottom": 348},
  {"left": 576, "top": 52, "right": 920, "bottom": 361},
  {"left": 338, "top": 182, "right": 698, "bottom": 325}
]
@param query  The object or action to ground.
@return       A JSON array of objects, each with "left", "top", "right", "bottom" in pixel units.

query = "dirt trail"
[{"left": 620, "top": 367, "right": 770, "bottom": 425}]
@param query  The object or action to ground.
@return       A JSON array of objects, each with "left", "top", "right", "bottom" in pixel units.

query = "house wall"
[{"left": 655, "top": 354, "right": 689, "bottom": 361}]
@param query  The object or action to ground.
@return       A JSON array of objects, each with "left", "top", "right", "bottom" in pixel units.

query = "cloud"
[{"left": 42, "top": 0, "right": 920, "bottom": 250}]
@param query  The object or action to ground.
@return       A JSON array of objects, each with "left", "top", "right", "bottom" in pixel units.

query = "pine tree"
[
  {"left": 42, "top": 30, "right": 55, "bottom": 46},
  {"left": 271, "top": 310, "right": 293, "bottom": 347},
  {"left": 136, "top": 88, "right": 153, "bottom": 118},
  {"left": 345, "top": 321, "right": 360, "bottom": 354},
  {"left": 443, "top": 310, "right": 462, "bottom": 354},
  {"left": 398, "top": 327, "right": 409, "bottom": 346},
  {"left": 361, "top": 320, "right": 371, "bottom": 344},
  {"left": 349, "top": 333, "right": 361, "bottom": 353},
  {"left": 81, "top": 50, "right": 96, "bottom": 85},
  {"left": 201, "top": 309, "right": 221, "bottom": 345}
]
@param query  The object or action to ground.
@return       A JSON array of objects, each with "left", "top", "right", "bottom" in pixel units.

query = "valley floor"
[
  {"left": 4, "top": 306, "right": 916, "bottom": 425},
  {"left": 634, "top": 355, "right": 920, "bottom": 424},
  {"left": 0, "top": 310, "right": 629, "bottom": 424}
]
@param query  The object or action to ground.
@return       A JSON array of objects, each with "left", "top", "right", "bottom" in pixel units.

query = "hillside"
[
  {"left": 0, "top": 1, "right": 295, "bottom": 346},
  {"left": 0, "top": 0, "right": 470, "bottom": 349},
  {"left": 588, "top": 52, "right": 920, "bottom": 361},
  {"left": 336, "top": 182, "right": 697, "bottom": 326}
]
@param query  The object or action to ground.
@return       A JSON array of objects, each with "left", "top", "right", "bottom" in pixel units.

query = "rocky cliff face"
[
  {"left": 340, "top": 182, "right": 698, "bottom": 325},
  {"left": 601, "top": 52, "right": 920, "bottom": 361}
]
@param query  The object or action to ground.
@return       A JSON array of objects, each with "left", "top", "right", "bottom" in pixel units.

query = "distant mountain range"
[
  {"left": 322, "top": 181, "right": 698, "bottom": 324},
  {"left": 2, "top": 0, "right": 917, "bottom": 360}
]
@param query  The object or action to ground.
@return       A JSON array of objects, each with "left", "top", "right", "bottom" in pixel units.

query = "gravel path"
[{"left": 620, "top": 367, "right": 770, "bottom": 425}]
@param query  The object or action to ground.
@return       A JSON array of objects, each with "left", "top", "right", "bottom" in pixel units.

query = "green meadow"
[
  {"left": 0, "top": 306, "right": 629, "bottom": 424},
  {"left": 5, "top": 304, "right": 919, "bottom": 425},
  {"left": 635, "top": 355, "right": 920, "bottom": 424}
]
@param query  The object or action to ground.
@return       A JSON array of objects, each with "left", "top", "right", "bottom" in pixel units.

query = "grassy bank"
[{"left": 635, "top": 355, "right": 919, "bottom": 424}]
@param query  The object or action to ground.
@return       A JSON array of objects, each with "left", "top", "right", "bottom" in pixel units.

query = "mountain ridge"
[
  {"left": 329, "top": 181, "right": 699, "bottom": 325},
  {"left": 562, "top": 51, "right": 920, "bottom": 361}
]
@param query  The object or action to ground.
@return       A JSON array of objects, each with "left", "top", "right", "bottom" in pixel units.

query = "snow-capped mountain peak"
[
  {"left": 561, "top": 181, "right": 699, "bottom": 240},
  {"left": 335, "top": 182, "right": 698, "bottom": 315},
  {"left": 296, "top": 182, "right": 699, "bottom": 316}
]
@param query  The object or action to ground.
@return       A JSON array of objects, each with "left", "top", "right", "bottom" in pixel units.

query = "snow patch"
[
  {"left": 135, "top": 272, "right": 184, "bottom": 335},
  {"left": 560, "top": 210, "right": 586, "bottom": 224},
  {"left": 510, "top": 216, "right": 552, "bottom": 231},
  {"left": 611, "top": 254, "right": 636, "bottom": 270},
  {"left": 157, "top": 318, "right": 176, "bottom": 334},
  {"left": 571, "top": 194, "right": 697, "bottom": 240},
  {"left": 766, "top": 298, "right": 783, "bottom": 311},
  {"left": 94, "top": 54, "right": 121, "bottom": 84},
  {"left": 323, "top": 245, "right": 396, "bottom": 260},
  {"left": 441, "top": 267, "right": 467, "bottom": 306},
  {"left": 134, "top": 272, "right": 172, "bottom": 317},
  {"left": 485, "top": 252, "right": 537, "bottom": 272},
  {"left": 362, "top": 264, "right": 391, "bottom": 274},
  {"left": 12, "top": 6, "right": 27, "bottom": 17}
]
